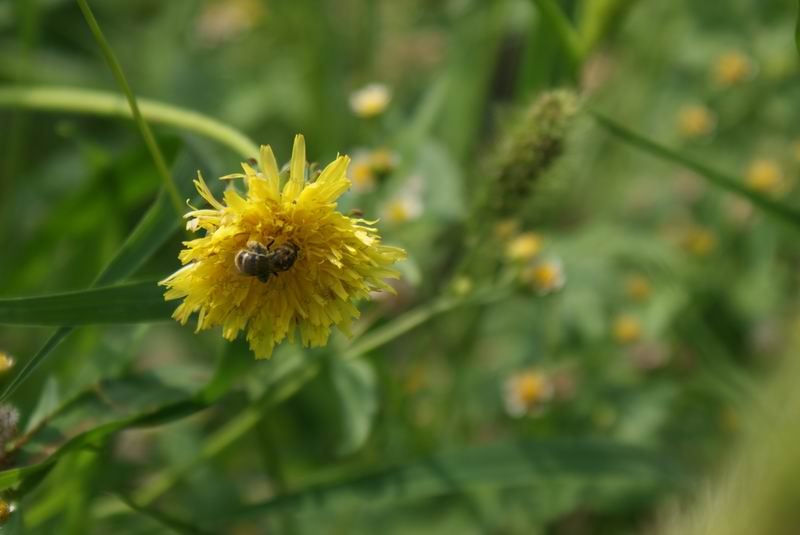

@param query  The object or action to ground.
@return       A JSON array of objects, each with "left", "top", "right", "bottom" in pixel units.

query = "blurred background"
[{"left": 1, "top": 0, "right": 800, "bottom": 533}]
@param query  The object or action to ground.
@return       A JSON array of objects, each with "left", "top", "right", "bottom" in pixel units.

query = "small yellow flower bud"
[{"left": 506, "top": 232, "right": 543, "bottom": 261}]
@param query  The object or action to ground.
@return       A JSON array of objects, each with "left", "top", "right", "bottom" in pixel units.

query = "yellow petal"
[
  {"left": 283, "top": 134, "right": 306, "bottom": 202},
  {"left": 259, "top": 144, "right": 281, "bottom": 197}
]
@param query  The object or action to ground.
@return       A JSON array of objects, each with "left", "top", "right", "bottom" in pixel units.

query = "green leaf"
[
  {"left": 330, "top": 356, "right": 378, "bottom": 455},
  {"left": 0, "top": 281, "right": 171, "bottom": 326},
  {"left": 593, "top": 113, "right": 800, "bottom": 228},
  {"left": 532, "top": 0, "right": 585, "bottom": 73},
  {"left": 0, "top": 148, "right": 216, "bottom": 402},
  {"left": 796, "top": 0, "right": 800, "bottom": 56},
  {"left": 228, "top": 439, "right": 681, "bottom": 520}
]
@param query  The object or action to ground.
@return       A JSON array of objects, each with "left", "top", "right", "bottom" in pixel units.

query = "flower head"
[
  {"left": 161, "top": 135, "right": 406, "bottom": 358},
  {"left": 678, "top": 104, "right": 715, "bottom": 138},
  {"left": 503, "top": 370, "right": 554, "bottom": 417},
  {"left": 745, "top": 159, "right": 784, "bottom": 195},
  {"left": 521, "top": 258, "right": 566, "bottom": 295},
  {"left": 713, "top": 51, "right": 753, "bottom": 86},
  {"left": 349, "top": 83, "right": 391, "bottom": 118},
  {"left": 348, "top": 151, "right": 377, "bottom": 193},
  {"left": 612, "top": 314, "right": 642, "bottom": 345},
  {"left": 505, "top": 232, "right": 543, "bottom": 261},
  {"left": 624, "top": 274, "right": 651, "bottom": 302}
]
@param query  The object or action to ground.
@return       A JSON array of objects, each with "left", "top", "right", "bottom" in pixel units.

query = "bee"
[{"left": 235, "top": 239, "right": 299, "bottom": 283}]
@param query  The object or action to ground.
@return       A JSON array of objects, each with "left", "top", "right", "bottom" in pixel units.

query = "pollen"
[{"left": 160, "top": 135, "right": 406, "bottom": 358}]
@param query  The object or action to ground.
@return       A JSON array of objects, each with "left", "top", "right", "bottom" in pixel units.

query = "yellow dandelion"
[
  {"left": 506, "top": 232, "right": 542, "bottom": 261},
  {"left": 503, "top": 370, "right": 554, "bottom": 417},
  {"left": 348, "top": 153, "right": 376, "bottom": 193},
  {"left": 349, "top": 83, "right": 391, "bottom": 118},
  {"left": 521, "top": 258, "right": 566, "bottom": 295},
  {"left": 713, "top": 51, "right": 753, "bottom": 86},
  {"left": 683, "top": 226, "right": 716, "bottom": 256},
  {"left": 745, "top": 159, "right": 784, "bottom": 195},
  {"left": 160, "top": 135, "right": 406, "bottom": 358},
  {"left": 624, "top": 274, "right": 651, "bottom": 302},
  {"left": 612, "top": 314, "right": 641, "bottom": 345},
  {"left": 678, "top": 105, "right": 715, "bottom": 138}
]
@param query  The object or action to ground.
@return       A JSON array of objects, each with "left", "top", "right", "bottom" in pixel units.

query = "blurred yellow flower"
[
  {"left": 506, "top": 232, "right": 542, "bottom": 261},
  {"left": 612, "top": 314, "right": 641, "bottom": 344},
  {"left": 382, "top": 175, "right": 424, "bottom": 224},
  {"left": 683, "top": 226, "right": 716, "bottom": 256},
  {"left": 745, "top": 159, "right": 784, "bottom": 195},
  {"left": 348, "top": 153, "right": 376, "bottom": 193},
  {"left": 349, "top": 83, "right": 391, "bottom": 118},
  {"left": 194, "top": 0, "right": 264, "bottom": 46},
  {"left": 678, "top": 105, "right": 715, "bottom": 137},
  {"left": 161, "top": 135, "right": 406, "bottom": 358},
  {"left": 521, "top": 258, "right": 566, "bottom": 295},
  {"left": 0, "top": 352, "right": 13, "bottom": 374},
  {"left": 369, "top": 147, "right": 399, "bottom": 174},
  {"left": 713, "top": 51, "right": 753, "bottom": 86},
  {"left": 503, "top": 370, "right": 554, "bottom": 417},
  {"left": 624, "top": 274, "right": 651, "bottom": 302}
]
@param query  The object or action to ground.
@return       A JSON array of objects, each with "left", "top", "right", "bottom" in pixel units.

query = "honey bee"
[{"left": 235, "top": 239, "right": 299, "bottom": 283}]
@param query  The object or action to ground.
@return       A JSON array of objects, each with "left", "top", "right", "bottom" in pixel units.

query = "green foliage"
[{"left": 0, "top": 0, "right": 798, "bottom": 533}]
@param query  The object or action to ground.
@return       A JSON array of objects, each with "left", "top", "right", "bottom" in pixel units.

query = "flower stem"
[
  {"left": 75, "top": 0, "right": 183, "bottom": 216},
  {"left": 0, "top": 86, "right": 259, "bottom": 162}
]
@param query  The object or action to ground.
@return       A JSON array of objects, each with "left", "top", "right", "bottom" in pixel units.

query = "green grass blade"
[
  {"left": 531, "top": 0, "right": 584, "bottom": 73},
  {"left": 0, "top": 148, "right": 215, "bottom": 402},
  {"left": 593, "top": 113, "right": 800, "bottom": 228},
  {"left": 228, "top": 439, "right": 681, "bottom": 520},
  {"left": 75, "top": 0, "right": 183, "bottom": 215},
  {"left": 0, "top": 281, "right": 171, "bottom": 326}
]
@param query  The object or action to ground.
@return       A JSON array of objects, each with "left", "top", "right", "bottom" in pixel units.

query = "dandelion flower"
[
  {"left": 612, "top": 314, "right": 641, "bottom": 345},
  {"left": 713, "top": 51, "right": 753, "bottom": 86},
  {"left": 349, "top": 83, "right": 391, "bottom": 118},
  {"left": 678, "top": 105, "right": 715, "bottom": 138},
  {"left": 745, "top": 159, "right": 784, "bottom": 195},
  {"left": 161, "top": 135, "right": 406, "bottom": 358},
  {"left": 506, "top": 232, "right": 542, "bottom": 261},
  {"left": 521, "top": 258, "right": 566, "bottom": 295},
  {"left": 503, "top": 370, "right": 554, "bottom": 417}
]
